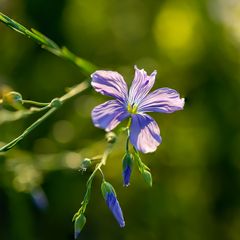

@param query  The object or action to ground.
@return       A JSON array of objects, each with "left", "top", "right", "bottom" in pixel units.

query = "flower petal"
[
  {"left": 130, "top": 114, "right": 162, "bottom": 153},
  {"left": 91, "top": 100, "right": 129, "bottom": 132},
  {"left": 123, "top": 165, "right": 131, "bottom": 187},
  {"left": 91, "top": 70, "right": 128, "bottom": 102},
  {"left": 106, "top": 192, "right": 125, "bottom": 228},
  {"left": 128, "top": 66, "right": 157, "bottom": 105},
  {"left": 138, "top": 88, "right": 185, "bottom": 113}
]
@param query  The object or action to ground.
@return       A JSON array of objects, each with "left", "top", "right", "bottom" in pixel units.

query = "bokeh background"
[{"left": 0, "top": 0, "right": 240, "bottom": 239}]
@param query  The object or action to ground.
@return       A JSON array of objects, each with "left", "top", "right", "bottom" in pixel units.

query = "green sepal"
[
  {"left": 74, "top": 213, "right": 86, "bottom": 239},
  {"left": 142, "top": 170, "right": 152, "bottom": 187},
  {"left": 101, "top": 181, "right": 116, "bottom": 200},
  {"left": 134, "top": 151, "right": 152, "bottom": 187},
  {"left": 122, "top": 152, "right": 133, "bottom": 170}
]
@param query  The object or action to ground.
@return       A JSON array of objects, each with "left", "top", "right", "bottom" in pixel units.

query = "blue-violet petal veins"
[
  {"left": 91, "top": 100, "right": 129, "bottom": 132},
  {"left": 130, "top": 113, "right": 162, "bottom": 153},
  {"left": 138, "top": 87, "right": 185, "bottom": 113},
  {"left": 128, "top": 66, "right": 157, "bottom": 106},
  {"left": 106, "top": 192, "right": 125, "bottom": 227},
  {"left": 91, "top": 70, "right": 128, "bottom": 103}
]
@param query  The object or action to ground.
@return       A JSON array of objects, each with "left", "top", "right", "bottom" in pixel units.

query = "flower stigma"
[{"left": 127, "top": 103, "right": 138, "bottom": 114}]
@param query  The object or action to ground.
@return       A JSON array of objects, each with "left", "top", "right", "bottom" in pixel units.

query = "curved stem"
[
  {"left": 0, "top": 107, "right": 57, "bottom": 152},
  {"left": 0, "top": 80, "right": 90, "bottom": 152},
  {"left": 22, "top": 100, "right": 50, "bottom": 107},
  {"left": 87, "top": 143, "right": 113, "bottom": 185},
  {"left": 60, "top": 81, "right": 90, "bottom": 103},
  {"left": 0, "top": 12, "right": 97, "bottom": 75},
  {"left": 75, "top": 140, "right": 116, "bottom": 217}
]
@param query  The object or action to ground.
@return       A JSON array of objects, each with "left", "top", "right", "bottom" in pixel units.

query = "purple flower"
[
  {"left": 91, "top": 66, "right": 184, "bottom": 153},
  {"left": 106, "top": 192, "right": 125, "bottom": 228}
]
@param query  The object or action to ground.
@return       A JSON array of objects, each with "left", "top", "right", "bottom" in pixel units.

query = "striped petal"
[
  {"left": 91, "top": 100, "right": 129, "bottom": 132},
  {"left": 91, "top": 70, "right": 128, "bottom": 103},
  {"left": 128, "top": 66, "right": 157, "bottom": 106},
  {"left": 138, "top": 88, "right": 185, "bottom": 113},
  {"left": 130, "top": 114, "right": 162, "bottom": 153}
]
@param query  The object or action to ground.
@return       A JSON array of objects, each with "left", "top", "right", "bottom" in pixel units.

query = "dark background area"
[{"left": 0, "top": 0, "right": 240, "bottom": 239}]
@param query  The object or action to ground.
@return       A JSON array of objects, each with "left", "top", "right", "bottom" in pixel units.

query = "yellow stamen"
[{"left": 127, "top": 103, "right": 138, "bottom": 114}]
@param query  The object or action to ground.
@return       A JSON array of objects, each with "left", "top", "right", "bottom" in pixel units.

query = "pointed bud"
[
  {"left": 2, "top": 91, "right": 23, "bottom": 111},
  {"left": 74, "top": 214, "right": 86, "bottom": 239},
  {"left": 142, "top": 170, "right": 152, "bottom": 187},
  {"left": 122, "top": 153, "right": 133, "bottom": 187},
  {"left": 101, "top": 181, "right": 125, "bottom": 227}
]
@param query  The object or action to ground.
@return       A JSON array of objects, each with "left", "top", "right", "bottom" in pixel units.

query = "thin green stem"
[
  {"left": 0, "top": 107, "right": 57, "bottom": 152},
  {"left": 29, "top": 105, "right": 51, "bottom": 113},
  {"left": 91, "top": 155, "right": 103, "bottom": 161},
  {"left": 22, "top": 100, "right": 50, "bottom": 107},
  {"left": 74, "top": 141, "right": 115, "bottom": 217},
  {"left": 0, "top": 80, "right": 90, "bottom": 152},
  {"left": 98, "top": 168, "right": 105, "bottom": 180},
  {"left": 0, "top": 11, "right": 97, "bottom": 74},
  {"left": 87, "top": 143, "right": 112, "bottom": 185},
  {"left": 59, "top": 80, "right": 90, "bottom": 103},
  {"left": 126, "top": 135, "right": 130, "bottom": 152},
  {"left": 126, "top": 117, "right": 132, "bottom": 129}
]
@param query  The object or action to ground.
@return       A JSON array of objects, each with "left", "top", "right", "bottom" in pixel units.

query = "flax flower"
[{"left": 91, "top": 66, "right": 184, "bottom": 153}]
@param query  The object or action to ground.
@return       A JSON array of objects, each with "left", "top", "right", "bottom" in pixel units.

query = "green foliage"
[{"left": 0, "top": 11, "right": 96, "bottom": 74}]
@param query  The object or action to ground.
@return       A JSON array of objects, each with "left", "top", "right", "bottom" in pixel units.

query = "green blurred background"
[{"left": 0, "top": 0, "right": 240, "bottom": 239}]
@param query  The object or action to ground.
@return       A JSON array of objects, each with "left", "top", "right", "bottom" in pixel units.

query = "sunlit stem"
[
  {"left": 0, "top": 11, "right": 97, "bottom": 75},
  {"left": 126, "top": 117, "right": 132, "bottom": 129},
  {"left": 87, "top": 143, "right": 113, "bottom": 185},
  {"left": 0, "top": 108, "right": 57, "bottom": 152},
  {"left": 126, "top": 136, "right": 130, "bottom": 153},
  {"left": 91, "top": 155, "right": 103, "bottom": 161},
  {"left": 74, "top": 140, "right": 116, "bottom": 217},
  {"left": 22, "top": 100, "right": 50, "bottom": 107},
  {"left": 98, "top": 168, "right": 105, "bottom": 180},
  {"left": 0, "top": 81, "right": 90, "bottom": 152},
  {"left": 29, "top": 105, "right": 51, "bottom": 113},
  {"left": 59, "top": 81, "right": 89, "bottom": 103}
]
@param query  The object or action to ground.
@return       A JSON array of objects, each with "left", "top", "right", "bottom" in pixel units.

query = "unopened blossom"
[
  {"left": 101, "top": 181, "right": 125, "bottom": 227},
  {"left": 122, "top": 152, "right": 133, "bottom": 186},
  {"left": 105, "top": 192, "right": 125, "bottom": 227},
  {"left": 91, "top": 66, "right": 184, "bottom": 153}
]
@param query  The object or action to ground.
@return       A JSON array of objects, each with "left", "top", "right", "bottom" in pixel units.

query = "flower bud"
[
  {"left": 80, "top": 158, "right": 92, "bottom": 171},
  {"left": 2, "top": 91, "right": 23, "bottom": 111},
  {"left": 105, "top": 132, "right": 117, "bottom": 144},
  {"left": 101, "top": 181, "right": 125, "bottom": 227},
  {"left": 122, "top": 152, "right": 133, "bottom": 187},
  {"left": 142, "top": 170, "right": 152, "bottom": 187},
  {"left": 74, "top": 214, "right": 86, "bottom": 239}
]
